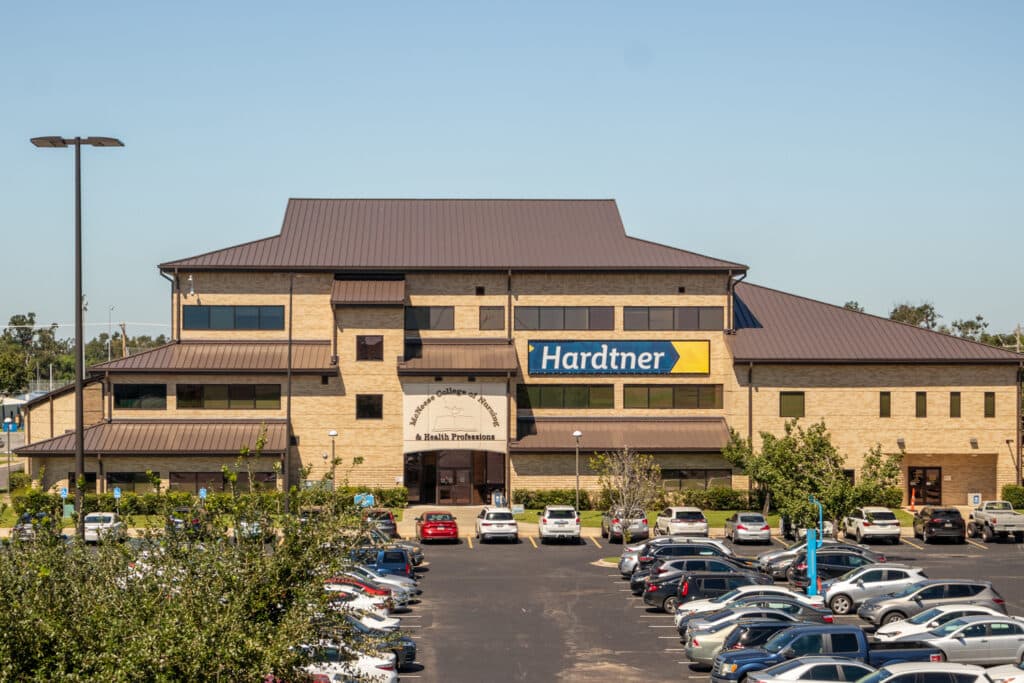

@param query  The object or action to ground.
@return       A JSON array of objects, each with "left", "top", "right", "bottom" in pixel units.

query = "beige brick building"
[{"left": 17, "top": 199, "right": 1023, "bottom": 506}]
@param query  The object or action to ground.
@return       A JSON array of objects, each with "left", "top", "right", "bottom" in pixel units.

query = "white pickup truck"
[{"left": 967, "top": 500, "right": 1024, "bottom": 542}]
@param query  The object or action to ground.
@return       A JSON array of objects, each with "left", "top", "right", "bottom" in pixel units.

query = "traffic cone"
[{"left": 910, "top": 489, "right": 916, "bottom": 513}]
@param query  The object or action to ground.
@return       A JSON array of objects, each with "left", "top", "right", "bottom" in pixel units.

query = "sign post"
[
  {"left": 113, "top": 486, "right": 121, "bottom": 515},
  {"left": 807, "top": 495, "right": 825, "bottom": 597},
  {"left": 60, "top": 487, "right": 72, "bottom": 519},
  {"left": 199, "top": 487, "right": 208, "bottom": 507}
]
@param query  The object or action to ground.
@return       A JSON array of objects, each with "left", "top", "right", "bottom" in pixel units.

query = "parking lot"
[{"left": 409, "top": 533, "right": 1024, "bottom": 682}]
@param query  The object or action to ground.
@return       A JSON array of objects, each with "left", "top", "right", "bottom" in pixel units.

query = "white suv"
[
  {"left": 843, "top": 506, "right": 902, "bottom": 544},
  {"left": 538, "top": 505, "right": 581, "bottom": 543},
  {"left": 654, "top": 506, "right": 708, "bottom": 537},
  {"left": 476, "top": 507, "right": 519, "bottom": 543}
]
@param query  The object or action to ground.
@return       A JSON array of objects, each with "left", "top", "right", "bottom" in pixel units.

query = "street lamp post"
[
  {"left": 31, "top": 136, "right": 123, "bottom": 537},
  {"left": 572, "top": 430, "right": 583, "bottom": 512},
  {"left": 327, "top": 430, "right": 338, "bottom": 485},
  {"left": 4, "top": 417, "right": 12, "bottom": 489}
]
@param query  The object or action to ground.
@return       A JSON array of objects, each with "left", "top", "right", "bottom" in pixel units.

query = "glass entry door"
[
  {"left": 908, "top": 466, "right": 942, "bottom": 506},
  {"left": 438, "top": 468, "right": 472, "bottom": 505}
]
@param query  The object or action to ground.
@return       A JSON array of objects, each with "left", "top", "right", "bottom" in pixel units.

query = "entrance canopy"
[{"left": 511, "top": 416, "right": 729, "bottom": 453}]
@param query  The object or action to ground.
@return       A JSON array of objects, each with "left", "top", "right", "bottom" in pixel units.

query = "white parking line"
[
  {"left": 658, "top": 635, "right": 681, "bottom": 639},
  {"left": 648, "top": 625, "right": 677, "bottom": 628},
  {"left": 665, "top": 648, "right": 686, "bottom": 652}
]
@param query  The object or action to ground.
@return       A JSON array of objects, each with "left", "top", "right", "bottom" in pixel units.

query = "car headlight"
[{"left": 724, "top": 663, "right": 738, "bottom": 673}]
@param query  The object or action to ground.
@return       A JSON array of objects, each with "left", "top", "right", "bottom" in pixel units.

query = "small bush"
[
  {"left": 668, "top": 486, "right": 750, "bottom": 510},
  {"left": 8, "top": 472, "right": 31, "bottom": 491},
  {"left": 512, "top": 489, "right": 592, "bottom": 510},
  {"left": 12, "top": 489, "right": 61, "bottom": 515},
  {"left": 1002, "top": 484, "right": 1024, "bottom": 510}
]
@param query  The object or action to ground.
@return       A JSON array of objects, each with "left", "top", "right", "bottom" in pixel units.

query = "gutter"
[
  {"left": 160, "top": 269, "right": 178, "bottom": 341},
  {"left": 726, "top": 271, "right": 747, "bottom": 334}
]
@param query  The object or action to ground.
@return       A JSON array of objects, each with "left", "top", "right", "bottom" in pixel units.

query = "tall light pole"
[
  {"left": 31, "top": 136, "right": 124, "bottom": 537},
  {"left": 327, "top": 429, "right": 338, "bottom": 486},
  {"left": 107, "top": 305, "right": 115, "bottom": 361},
  {"left": 572, "top": 429, "right": 583, "bottom": 512},
  {"left": 4, "top": 417, "right": 12, "bottom": 489}
]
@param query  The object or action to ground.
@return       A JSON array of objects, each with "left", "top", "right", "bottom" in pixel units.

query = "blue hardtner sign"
[{"left": 527, "top": 340, "right": 710, "bottom": 375}]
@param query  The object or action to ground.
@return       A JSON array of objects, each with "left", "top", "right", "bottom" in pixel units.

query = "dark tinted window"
[
  {"left": 985, "top": 391, "right": 996, "bottom": 418},
  {"left": 404, "top": 306, "right": 454, "bottom": 330},
  {"left": 916, "top": 391, "right": 927, "bottom": 418},
  {"left": 356, "top": 394, "right": 383, "bottom": 419},
  {"left": 780, "top": 391, "right": 805, "bottom": 418},
  {"left": 182, "top": 305, "right": 285, "bottom": 330},
  {"left": 880, "top": 391, "right": 891, "bottom": 418},
  {"left": 114, "top": 384, "right": 166, "bottom": 410},
  {"left": 949, "top": 391, "right": 961, "bottom": 418},
  {"left": 513, "top": 306, "right": 613, "bottom": 330},
  {"left": 382, "top": 551, "right": 406, "bottom": 564},
  {"left": 807, "top": 665, "right": 841, "bottom": 681},
  {"left": 946, "top": 584, "right": 982, "bottom": 598},
  {"left": 356, "top": 335, "right": 384, "bottom": 361},
  {"left": 840, "top": 664, "right": 873, "bottom": 681},
  {"left": 917, "top": 585, "right": 945, "bottom": 600},
  {"left": 479, "top": 306, "right": 505, "bottom": 330},
  {"left": 701, "top": 577, "right": 727, "bottom": 591},
  {"left": 789, "top": 634, "right": 825, "bottom": 656},
  {"left": 831, "top": 632, "right": 860, "bottom": 653},
  {"left": 859, "top": 569, "right": 886, "bottom": 583}
]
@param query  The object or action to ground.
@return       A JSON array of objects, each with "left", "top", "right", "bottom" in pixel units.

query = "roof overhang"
[
  {"left": 511, "top": 416, "right": 729, "bottom": 453},
  {"left": 398, "top": 340, "right": 518, "bottom": 376}
]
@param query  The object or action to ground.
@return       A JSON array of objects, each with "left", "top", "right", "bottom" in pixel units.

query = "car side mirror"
[
  {"left": 913, "top": 596, "right": 923, "bottom": 603},
  {"left": 781, "top": 647, "right": 795, "bottom": 658},
  {"left": 856, "top": 579, "right": 864, "bottom": 587}
]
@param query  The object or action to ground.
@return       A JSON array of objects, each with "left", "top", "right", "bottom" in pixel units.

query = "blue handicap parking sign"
[
  {"left": 113, "top": 487, "right": 122, "bottom": 500},
  {"left": 354, "top": 493, "right": 375, "bottom": 508},
  {"left": 60, "top": 487, "right": 68, "bottom": 500},
  {"left": 199, "top": 487, "right": 207, "bottom": 500}
]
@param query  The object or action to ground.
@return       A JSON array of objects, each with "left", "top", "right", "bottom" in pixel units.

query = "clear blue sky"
[{"left": 2, "top": 2, "right": 1021, "bottom": 340}]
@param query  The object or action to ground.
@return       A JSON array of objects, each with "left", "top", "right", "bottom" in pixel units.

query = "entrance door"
[
  {"left": 908, "top": 467, "right": 942, "bottom": 506},
  {"left": 438, "top": 468, "right": 472, "bottom": 505}
]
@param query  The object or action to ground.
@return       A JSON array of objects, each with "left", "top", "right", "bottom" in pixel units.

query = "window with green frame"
[
  {"left": 623, "top": 384, "right": 723, "bottom": 409},
  {"left": 516, "top": 384, "right": 614, "bottom": 409},
  {"left": 984, "top": 392, "right": 996, "bottom": 418},
  {"left": 916, "top": 392, "right": 927, "bottom": 418},
  {"left": 949, "top": 392, "right": 961, "bottom": 418},
  {"left": 176, "top": 384, "right": 281, "bottom": 410},
  {"left": 779, "top": 391, "right": 805, "bottom": 418},
  {"left": 879, "top": 391, "right": 891, "bottom": 418}
]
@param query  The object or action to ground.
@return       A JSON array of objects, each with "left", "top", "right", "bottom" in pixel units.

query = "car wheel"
[
  {"left": 1015, "top": 532, "right": 1024, "bottom": 543},
  {"left": 601, "top": 525, "right": 608, "bottom": 539},
  {"left": 829, "top": 594, "right": 853, "bottom": 615},
  {"left": 922, "top": 528, "right": 930, "bottom": 544},
  {"left": 855, "top": 528, "right": 864, "bottom": 543},
  {"left": 956, "top": 534, "right": 966, "bottom": 544},
  {"left": 882, "top": 612, "right": 906, "bottom": 625},
  {"left": 513, "top": 534, "right": 519, "bottom": 544},
  {"left": 663, "top": 596, "right": 679, "bottom": 613},
  {"left": 982, "top": 525, "right": 995, "bottom": 543}
]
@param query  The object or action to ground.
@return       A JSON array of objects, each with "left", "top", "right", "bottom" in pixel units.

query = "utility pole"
[{"left": 119, "top": 322, "right": 128, "bottom": 358}]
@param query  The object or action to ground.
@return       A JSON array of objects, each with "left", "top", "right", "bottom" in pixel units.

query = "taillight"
[
  {"left": 680, "top": 580, "right": 689, "bottom": 596},
  {"left": 691, "top": 637, "right": 700, "bottom": 646},
  {"left": 737, "top": 524, "right": 747, "bottom": 531},
  {"left": 639, "top": 555, "right": 653, "bottom": 563},
  {"left": 930, "top": 653, "right": 944, "bottom": 662},
  {"left": 994, "top": 598, "right": 1006, "bottom": 605},
  {"left": 405, "top": 563, "right": 411, "bottom": 575},
  {"left": 823, "top": 615, "right": 834, "bottom": 623},
  {"left": 931, "top": 518, "right": 942, "bottom": 524},
  {"left": 760, "top": 525, "right": 770, "bottom": 531},
  {"left": 877, "top": 555, "right": 887, "bottom": 563},
  {"left": 731, "top": 643, "right": 743, "bottom": 649},
  {"left": 645, "top": 583, "right": 658, "bottom": 592},
  {"left": 612, "top": 518, "right": 620, "bottom": 525},
  {"left": 642, "top": 518, "right": 648, "bottom": 525},
  {"left": 377, "top": 663, "right": 396, "bottom": 670},
  {"left": 795, "top": 562, "right": 807, "bottom": 570},
  {"left": 541, "top": 518, "right": 547, "bottom": 524},
  {"left": 863, "top": 521, "right": 872, "bottom": 527},
  {"left": 576, "top": 517, "right": 581, "bottom": 524}
]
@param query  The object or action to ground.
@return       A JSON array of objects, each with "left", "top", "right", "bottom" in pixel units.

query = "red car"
[{"left": 415, "top": 510, "right": 460, "bottom": 543}]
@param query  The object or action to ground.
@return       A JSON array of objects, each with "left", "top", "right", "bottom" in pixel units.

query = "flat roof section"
[
  {"left": 15, "top": 419, "right": 288, "bottom": 456},
  {"left": 511, "top": 416, "right": 729, "bottom": 453}
]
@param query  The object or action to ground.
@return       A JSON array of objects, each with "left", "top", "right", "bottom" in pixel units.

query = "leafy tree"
[
  {"left": 0, "top": 340, "right": 31, "bottom": 395},
  {"left": 889, "top": 302, "right": 940, "bottom": 330},
  {"left": 590, "top": 447, "right": 661, "bottom": 539},
  {"left": 951, "top": 315, "right": 988, "bottom": 341},
  {"left": 842, "top": 301, "right": 865, "bottom": 313},
  {"left": 851, "top": 444, "right": 903, "bottom": 508}
]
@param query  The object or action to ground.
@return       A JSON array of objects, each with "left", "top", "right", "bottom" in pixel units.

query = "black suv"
[
  {"left": 676, "top": 571, "right": 773, "bottom": 604},
  {"left": 913, "top": 506, "right": 966, "bottom": 543},
  {"left": 631, "top": 556, "right": 751, "bottom": 596},
  {"left": 785, "top": 548, "right": 878, "bottom": 589},
  {"left": 721, "top": 619, "right": 796, "bottom": 652}
]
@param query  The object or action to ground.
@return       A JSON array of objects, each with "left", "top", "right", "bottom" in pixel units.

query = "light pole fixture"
[
  {"left": 572, "top": 430, "right": 583, "bottom": 512},
  {"left": 4, "top": 417, "right": 12, "bottom": 489},
  {"left": 31, "top": 135, "right": 124, "bottom": 537}
]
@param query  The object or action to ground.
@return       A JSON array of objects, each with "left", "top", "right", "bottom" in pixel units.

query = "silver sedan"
[
  {"left": 725, "top": 512, "right": 772, "bottom": 544},
  {"left": 905, "top": 616, "right": 1024, "bottom": 665},
  {"left": 746, "top": 656, "right": 875, "bottom": 683}
]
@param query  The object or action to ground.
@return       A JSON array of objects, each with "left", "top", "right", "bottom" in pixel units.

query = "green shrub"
[
  {"left": 8, "top": 472, "right": 31, "bottom": 491},
  {"left": 1002, "top": 484, "right": 1024, "bottom": 510},
  {"left": 12, "top": 489, "right": 61, "bottom": 515},
  {"left": 512, "top": 489, "right": 592, "bottom": 510},
  {"left": 669, "top": 486, "right": 750, "bottom": 510}
]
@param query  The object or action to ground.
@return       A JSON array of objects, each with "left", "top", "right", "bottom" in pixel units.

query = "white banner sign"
[{"left": 403, "top": 382, "right": 507, "bottom": 453}]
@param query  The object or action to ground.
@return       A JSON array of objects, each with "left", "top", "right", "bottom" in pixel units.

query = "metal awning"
[
  {"left": 398, "top": 340, "right": 518, "bottom": 375},
  {"left": 511, "top": 416, "right": 729, "bottom": 452},
  {"left": 331, "top": 279, "right": 406, "bottom": 305}
]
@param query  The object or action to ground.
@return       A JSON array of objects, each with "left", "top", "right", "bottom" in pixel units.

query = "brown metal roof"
[
  {"left": 15, "top": 419, "right": 287, "bottom": 456},
  {"left": 331, "top": 279, "right": 406, "bottom": 305},
  {"left": 90, "top": 341, "right": 335, "bottom": 374},
  {"left": 511, "top": 416, "right": 729, "bottom": 452},
  {"left": 23, "top": 376, "right": 103, "bottom": 409},
  {"left": 398, "top": 339, "right": 518, "bottom": 375},
  {"left": 732, "top": 283, "right": 1023, "bottom": 364},
  {"left": 160, "top": 199, "right": 747, "bottom": 272}
]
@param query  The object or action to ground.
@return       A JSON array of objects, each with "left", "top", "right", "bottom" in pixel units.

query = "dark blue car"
[{"left": 353, "top": 547, "right": 414, "bottom": 578}]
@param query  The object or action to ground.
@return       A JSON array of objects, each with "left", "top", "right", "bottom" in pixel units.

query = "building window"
[
  {"left": 985, "top": 392, "right": 996, "bottom": 418},
  {"left": 404, "top": 306, "right": 454, "bottom": 331},
  {"left": 182, "top": 305, "right": 285, "bottom": 330},
  {"left": 475, "top": 286, "right": 486, "bottom": 296},
  {"left": 513, "top": 306, "right": 614, "bottom": 330},
  {"left": 623, "top": 384, "right": 723, "bottom": 409},
  {"left": 114, "top": 384, "right": 167, "bottom": 410},
  {"left": 779, "top": 391, "right": 805, "bottom": 418},
  {"left": 879, "top": 392, "right": 891, "bottom": 418},
  {"left": 479, "top": 306, "right": 505, "bottom": 331},
  {"left": 949, "top": 392, "right": 961, "bottom": 418},
  {"left": 356, "top": 335, "right": 384, "bottom": 361},
  {"left": 175, "top": 384, "right": 281, "bottom": 410},
  {"left": 661, "top": 468, "right": 732, "bottom": 491},
  {"left": 107, "top": 472, "right": 158, "bottom": 493},
  {"left": 67, "top": 473, "right": 98, "bottom": 493},
  {"left": 517, "top": 384, "right": 614, "bottom": 410},
  {"left": 916, "top": 392, "right": 927, "bottom": 418},
  {"left": 169, "top": 471, "right": 276, "bottom": 493},
  {"left": 356, "top": 394, "right": 383, "bottom": 419},
  {"left": 622, "top": 306, "right": 723, "bottom": 331}
]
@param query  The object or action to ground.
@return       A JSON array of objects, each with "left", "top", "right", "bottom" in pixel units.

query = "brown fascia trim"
[
  {"left": 160, "top": 265, "right": 750, "bottom": 275},
  {"left": 397, "top": 369, "right": 517, "bottom": 376},
  {"left": 26, "top": 449, "right": 287, "bottom": 457},
  {"left": 101, "top": 368, "right": 336, "bottom": 375},
  {"left": 508, "top": 445, "right": 722, "bottom": 453},
  {"left": 731, "top": 358, "right": 1023, "bottom": 366}
]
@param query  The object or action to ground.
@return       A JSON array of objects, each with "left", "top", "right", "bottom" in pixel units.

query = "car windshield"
[
  {"left": 906, "top": 607, "right": 944, "bottom": 625},
  {"left": 711, "top": 589, "right": 742, "bottom": 604},
  {"left": 85, "top": 515, "right": 113, "bottom": 523},
  {"left": 867, "top": 511, "right": 896, "bottom": 521},
  {"left": 930, "top": 618, "right": 970, "bottom": 637},
  {"left": 739, "top": 515, "right": 765, "bottom": 524},
  {"left": 762, "top": 630, "right": 798, "bottom": 653},
  {"left": 853, "top": 670, "right": 891, "bottom": 683},
  {"left": 547, "top": 510, "right": 576, "bottom": 519},
  {"left": 426, "top": 513, "right": 453, "bottom": 521},
  {"left": 487, "top": 512, "right": 513, "bottom": 521},
  {"left": 675, "top": 511, "right": 705, "bottom": 521}
]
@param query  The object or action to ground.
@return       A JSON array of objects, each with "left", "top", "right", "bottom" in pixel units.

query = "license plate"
[
  {"left": 556, "top": 521, "right": 567, "bottom": 525},
  {"left": 944, "top": 523, "right": 952, "bottom": 528}
]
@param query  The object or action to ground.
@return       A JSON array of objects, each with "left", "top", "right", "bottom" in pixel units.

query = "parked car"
[
  {"left": 687, "top": 619, "right": 797, "bottom": 669},
  {"left": 709, "top": 625, "right": 945, "bottom": 683},
  {"left": 475, "top": 507, "right": 519, "bottom": 543},
  {"left": 675, "top": 584, "right": 823, "bottom": 627},
  {"left": 166, "top": 506, "right": 210, "bottom": 539},
  {"left": 785, "top": 548, "right": 881, "bottom": 591},
  {"left": 968, "top": 501, "right": 1024, "bottom": 543},
  {"left": 344, "top": 614, "right": 417, "bottom": 671},
  {"left": 901, "top": 615, "right": 1024, "bottom": 665},
  {"left": 631, "top": 556, "right": 755, "bottom": 596},
  {"left": 13, "top": 511, "right": 60, "bottom": 541},
  {"left": 233, "top": 515, "right": 275, "bottom": 544},
  {"left": 683, "top": 597, "right": 833, "bottom": 638},
  {"left": 857, "top": 580, "right": 1008, "bottom": 625},
  {"left": 874, "top": 605, "right": 1013, "bottom": 641},
  {"left": 83, "top": 512, "right": 127, "bottom": 543},
  {"left": 635, "top": 540, "right": 742, "bottom": 573},
  {"left": 619, "top": 536, "right": 735, "bottom": 576},
  {"left": 685, "top": 611, "right": 805, "bottom": 660},
  {"left": 987, "top": 660, "right": 1024, "bottom": 683},
  {"left": 301, "top": 641, "right": 398, "bottom": 683},
  {"left": 326, "top": 586, "right": 390, "bottom": 617},
  {"left": 538, "top": 505, "right": 581, "bottom": 543},
  {"left": 348, "top": 564, "right": 422, "bottom": 598},
  {"left": 780, "top": 518, "right": 835, "bottom": 541},
  {"left": 821, "top": 564, "right": 928, "bottom": 615},
  {"left": 655, "top": 506, "right": 709, "bottom": 537},
  {"left": 601, "top": 507, "right": 649, "bottom": 543},
  {"left": 352, "top": 546, "right": 415, "bottom": 579},
  {"left": 756, "top": 540, "right": 877, "bottom": 579},
  {"left": 363, "top": 508, "right": 399, "bottom": 539},
  {"left": 842, "top": 507, "right": 902, "bottom": 544},
  {"left": 415, "top": 510, "right": 459, "bottom": 543},
  {"left": 855, "top": 662, "right": 989, "bottom": 683},
  {"left": 725, "top": 512, "right": 772, "bottom": 545},
  {"left": 913, "top": 507, "right": 967, "bottom": 544},
  {"left": 746, "top": 656, "right": 876, "bottom": 683}
]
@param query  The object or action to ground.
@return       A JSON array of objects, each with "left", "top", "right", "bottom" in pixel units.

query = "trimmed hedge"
[
  {"left": 669, "top": 486, "right": 751, "bottom": 510},
  {"left": 1002, "top": 484, "right": 1024, "bottom": 510},
  {"left": 513, "top": 489, "right": 593, "bottom": 510}
]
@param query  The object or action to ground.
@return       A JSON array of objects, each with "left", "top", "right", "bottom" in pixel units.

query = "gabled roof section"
[
  {"left": 732, "top": 283, "right": 1023, "bottom": 364},
  {"left": 160, "top": 199, "right": 747, "bottom": 272},
  {"left": 89, "top": 341, "right": 335, "bottom": 374},
  {"left": 16, "top": 419, "right": 288, "bottom": 456}
]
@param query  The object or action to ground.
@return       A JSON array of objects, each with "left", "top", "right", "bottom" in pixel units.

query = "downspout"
[
  {"left": 506, "top": 269, "right": 513, "bottom": 343},
  {"left": 1018, "top": 362, "right": 1022, "bottom": 486},
  {"left": 105, "top": 371, "right": 112, "bottom": 422},
  {"left": 160, "top": 269, "right": 178, "bottom": 341},
  {"left": 285, "top": 274, "right": 294, "bottom": 511},
  {"left": 506, "top": 370, "right": 513, "bottom": 504},
  {"left": 747, "top": 362, "right": 754, "bottom": 445},
  {"left": 727, "top": 271, "right": 747, "bottom": 333}
]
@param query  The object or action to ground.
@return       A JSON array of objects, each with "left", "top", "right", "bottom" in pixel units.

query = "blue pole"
[{"left": 806, "top": 528, "right": 818, "bottom": 596}]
